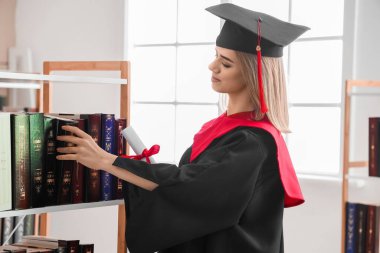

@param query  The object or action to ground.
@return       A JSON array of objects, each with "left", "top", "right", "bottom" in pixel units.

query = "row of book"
[
  {"left": 344, "top": 202, "right": 380, "bottom": 253},
  {"left": 1, "top": 215, "right": 35, "bottom": 246},
  {"left": 0, "top": 112, "right": 127, "bottom": 211},
  {"left": 0, "top": 235, "right": 94, "bottom": 253}
]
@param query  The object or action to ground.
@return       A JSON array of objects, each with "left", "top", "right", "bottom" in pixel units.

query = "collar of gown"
[{"left": 190, "top": 111, "right": 304, "bottom": 208}]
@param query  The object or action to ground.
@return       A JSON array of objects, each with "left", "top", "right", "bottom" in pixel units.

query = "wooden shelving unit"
[
  {"left": 341, "top": 80, "right": 380, "bottom": 253},
  {"left": 0, "top": 61, "right": 130, "bottom": 253}
]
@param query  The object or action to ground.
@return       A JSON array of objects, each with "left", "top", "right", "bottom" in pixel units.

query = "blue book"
[
  {"left": 100, "top": 114, "right": 115, "bottom": 201},
  {"left": 345, "top": 202, "right": 357, "bottom": 253}
]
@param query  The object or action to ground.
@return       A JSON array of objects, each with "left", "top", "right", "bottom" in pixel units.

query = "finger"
[
  {"left": 56, "top": 146, "right": 79, "bottom": 154},
  {"left": 56, "top": 135, "right": 82, "bottom": 145},
  {"left": 56, "top": 154, "right": 77, "bottom": 161},
  {"left": 62, "top": 125, "right": 89, "bottom": 139}
]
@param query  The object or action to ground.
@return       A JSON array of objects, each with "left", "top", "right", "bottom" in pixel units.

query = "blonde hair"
[{"left": 234, "top": 52, "right": 290, "bottom": 133}]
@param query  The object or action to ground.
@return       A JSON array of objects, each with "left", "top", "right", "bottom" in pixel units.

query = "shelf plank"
[
  {"left": 0, "top": 72, "right": 128, "bottom": 85},
  {"left": 0, "top": 200, "right": 123, "bottom": 218}
]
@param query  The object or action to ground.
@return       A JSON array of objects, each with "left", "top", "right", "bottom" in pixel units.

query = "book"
[
  {"left": 11, "top": 113, "right": 31, "bottom": 209},
  {"left": 0, "top": 113, "right": 12, "bottom": 211},
  {"left": 13, "top": 216, "right": 24, "bottom": 243},
  {"left": 44, "top": 116, "right": 58, "bottom": 206},
  {"left": 56, "top": 118, "right": 78, "bottom": 205},
  {"left": 369, "top": 118, "right": 380, "bottom": 177},
  {"left": 0, "top": 245, "right": 27, "bottom": 252},
  {"left": 71, "top": 119, "right": 86, "bottom": 204},
  {"left": 366, "top": 205, "right": 376, "bottom": 253},
  {"left": 29, "top": 113, "right": 45, "bottom": 207},
  {"left": 23, "top": 215, "right": 35, "bottom": 236},
  {"left": 79, "top": 244, "right": 94, "bottom": 253},
  {"left": 2, "top": 216, "right": 14, "bottom": 245},
  {"left": 58, "top": 240, "right": 80, "bottom": 253},
  {"left": 345, "top": 202, "right": 357, "bottom": 253},
  {"left": 100, "top": 114, "right": 115, "bottom": 201},
  {"left": 80, "top": 114, "right": 101, "bottom": 203},
  {"left": 114, "top": 118, "right": 127, "bottom": 199},
  {"left": 356, "top": 204, "right": 368, "bottom": 253},
  {"left": 20, "top": 235, "right": 58, "bottom": 250},
  {"left": 375, "top": 206, "right": 380, "bottom": 253}
]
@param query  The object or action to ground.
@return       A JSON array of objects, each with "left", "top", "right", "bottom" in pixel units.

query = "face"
[{"left": 208, "top": 47, "right": 246, "bottom": 94}]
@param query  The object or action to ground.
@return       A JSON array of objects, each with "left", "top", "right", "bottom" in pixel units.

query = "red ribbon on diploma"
[{"left": 121, "top": 145, "right": 160, "bottom": 164}]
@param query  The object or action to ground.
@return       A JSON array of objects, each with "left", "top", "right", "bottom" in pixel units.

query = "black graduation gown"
[{"left": 113, "top": 127, "right": 285, "bottom": 253}]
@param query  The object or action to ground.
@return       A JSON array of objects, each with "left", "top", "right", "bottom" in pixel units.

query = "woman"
[{"left": 57, "top": 3, "right": 309, "bottom": 253}]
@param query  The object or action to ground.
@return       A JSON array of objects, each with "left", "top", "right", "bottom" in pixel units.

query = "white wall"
[
  {"left": 12, "top": 0, "right": 380, "bottom": 252},
  {"left": 15, "top": 1, "right": 125, "bottom": 252},
  {"left": 284, "top": 1, "right": 380, "bottom": 252}
]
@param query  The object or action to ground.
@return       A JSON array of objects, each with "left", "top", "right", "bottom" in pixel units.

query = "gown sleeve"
[{"left": 113, "top": 130, "right": 269, "bottom": 253}]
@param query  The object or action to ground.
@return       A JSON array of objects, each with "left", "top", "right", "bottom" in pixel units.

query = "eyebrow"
[{"left": 220, "top": 54, "right": 234, "bottom": 63}]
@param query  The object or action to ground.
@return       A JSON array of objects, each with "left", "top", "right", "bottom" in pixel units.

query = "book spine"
[
  {"left": 357, "top": 204, "right": 368, "bottom": 253},
  {"left": 57, "top": 120, "right": 77, "bottom": 205},
  {"left": 81, "top": 114, "right": 101, "bottom": 202},
  {"left": 114, "top": 118, "right": 127, "bottom": 199},
  {"left": 23, "top": 214, "right": 35, "bottom": 236},
  {"left": 101, "top": 114, "right": 115, "bottom": 201},
  {"left": 44, "top": 117, "right": 58, "bottom": 206},
  {"left": 375, "top": 206, "right": 380, "bottom": 253},
  {"left": 11, "top": 114, "right": 31, "bottom": 210},
  {"left": 2, "top": 216, "right": 14, "bottom": 245},
  {"left": 79, "top": 244, "right": 94, "bottom": 253},
  {"left": 58, "top": 240, "right": 80, "bottom": 253},
  {"left": 13, "top": 216, "right": 24, "bottom": 243},
  {"left": 369, "top": 118, "right": 379, "bottom": 177},
  {"left": 366, "top": 205, "right": 376, "bottom": 253},
  {"left": 29, "top": 113, "right": 45, "bottom": 207},
  {"left": 345, "top": 202, "right": 357, "bottom": 253},
  {"left": 71, "top": 119, "right": 85, "bottom": 204},
  {"left": 0, "top": 113, "right": 12, "bottom": 211}
]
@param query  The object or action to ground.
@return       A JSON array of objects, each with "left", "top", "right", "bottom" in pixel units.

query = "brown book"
[
  {"left": 11, "top": 113, "right": 31, "bottom": 209},
  {"left": 71, "top": 119, "right": 86, "bottom": 204},
  {"left": 366, "top": 205, "right": 376, "bottom": 253},
  {"left": 114, "top": 118, "right": 127, "bottom": 199},
  {"left": 80, "top": 114, "right": 101, "bottom": 202},
  {"left": 369, "top": 118, "right": 380, "bottom": 177}
]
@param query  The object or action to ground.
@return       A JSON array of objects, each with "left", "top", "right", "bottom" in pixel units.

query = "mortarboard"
[{"left": 206, "top": 3, "right": 309, "bottom": 113}]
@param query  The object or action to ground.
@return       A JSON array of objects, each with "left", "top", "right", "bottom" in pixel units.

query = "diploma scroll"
[{"left": 121, "top": 126, "right": 156, "bottom": 163}]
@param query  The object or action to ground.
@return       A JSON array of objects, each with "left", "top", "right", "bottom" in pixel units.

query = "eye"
[{"left": 222, "top": 63, "right": 231, "bottom": 68}]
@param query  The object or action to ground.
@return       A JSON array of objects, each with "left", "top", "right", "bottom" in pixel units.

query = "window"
[
  {"left": 128, "top": 0, "right": 220, "bottom": 163},
  {"left": 232, "top": 0, "right": 344, "bottom": 175},
  {"left": 127, "top": 0, "right": 345, "bottom": 174}
]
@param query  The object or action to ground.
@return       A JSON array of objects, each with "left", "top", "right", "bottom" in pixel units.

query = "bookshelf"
[
  {"left": 341, "top": 80, "right": 380, "bottom": 253},
  {"left": 0, "top": 61, "right": 130, "bottom": 253}
]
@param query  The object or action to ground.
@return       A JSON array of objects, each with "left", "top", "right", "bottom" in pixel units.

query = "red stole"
[{"left": 191, "top": 111, "right": 304, "bottom": 208}]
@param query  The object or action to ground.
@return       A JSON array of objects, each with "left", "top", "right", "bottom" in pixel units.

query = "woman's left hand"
[{"left": 56, "top": 125, "right": 117, "bottom": 170}]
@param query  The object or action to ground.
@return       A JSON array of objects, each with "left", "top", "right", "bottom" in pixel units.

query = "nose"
[{"left": 208, "top": 58, "right": 220, "bottom": 73}]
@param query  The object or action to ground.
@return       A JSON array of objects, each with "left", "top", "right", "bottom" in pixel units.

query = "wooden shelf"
[
  {"left": 341, "top": 80, "right": 380, "bottom": 253},
  {"left": 0, "top": 71, "right": 127, "bottom": 85},
  {"left": 0, "top": 200, "right": 123, "bottom": 218}
]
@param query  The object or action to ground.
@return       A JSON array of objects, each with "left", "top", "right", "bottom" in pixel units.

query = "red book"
[{"left": 369, "top": 118, "right": 380, "bottom": 177}]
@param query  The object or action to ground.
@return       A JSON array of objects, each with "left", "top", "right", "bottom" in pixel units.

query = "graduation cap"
[{"left": 206, "top": 3, "right": 309, "bottom": 113}]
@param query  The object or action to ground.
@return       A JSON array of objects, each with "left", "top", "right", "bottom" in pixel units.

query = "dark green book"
[
  {"left": 29, "top": 113, "right": 45, "bottom": 207},
  {"left": 11, "top": 113, "right": 31, "bottom": 210},
  {"left": 44, "top": 116, "right": 58, "bottom": 206}
]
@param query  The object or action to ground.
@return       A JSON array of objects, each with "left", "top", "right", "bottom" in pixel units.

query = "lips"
[{"left": 211, "top": 76, "right": 221, "bottom": 82}]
